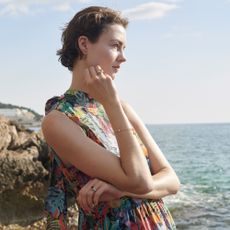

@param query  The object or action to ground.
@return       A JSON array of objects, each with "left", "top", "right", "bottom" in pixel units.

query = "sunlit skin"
[
  {"left": 70, "top": 24, "right": 127, "bottom": 93},
  {"left": 42, "top": 23, "right": 180, "bottom": 214},
  {"left": 69, "top": 24, "right": 180, "bottom": 213},
  {"left": 84, "top": 24, "right": 127, "bottom": 79}
]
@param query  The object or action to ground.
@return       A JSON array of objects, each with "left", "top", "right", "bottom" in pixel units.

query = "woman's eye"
[{"left": 112, "top": 44, "right": 119, "bottom": 49}]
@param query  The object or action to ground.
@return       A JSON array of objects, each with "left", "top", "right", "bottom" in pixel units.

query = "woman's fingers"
[
  {"left": 88, "top": 65, "right": 105, "bottom": 79},
  {"left": 88, "top": 66, "right": 98, "bottom": 79},
  {"left": 95, "top": 65, "right": 105, "bottom": 79},
  {"left": 92, "top": 185, "right": 105, "bottom": 206},
  {"left": 83, "top": 65, "right": 118, "bottom": 106},
  {"left": 78, "top": 187, "right": 93, "bottom": 213},
  {"left": 76, "top": 195, "right": 87, "bottom": 212},
  {"left": 77, "top": 179, "right": 99, "bottom": 212},
  {"left": 86, "top": 186, "right": 97, "bottom": 209},
  {"left": 77, "top": 179, "right": 118, "bottom": 212}
]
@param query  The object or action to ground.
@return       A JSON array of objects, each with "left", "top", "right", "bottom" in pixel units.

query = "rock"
[
  {"left": 0, "top": 116, "right": 79, "bottom": 228},
  {"left": 0, "top": 148, "right": 48, "bottom": 192},
  {"left": 0, "top": 119, "right": 12, "bottom": 151},
  {"left": 0, "top": 116, "right": 50, "bottom": 226}
]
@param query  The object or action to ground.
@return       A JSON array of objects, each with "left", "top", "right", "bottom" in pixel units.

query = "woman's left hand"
[{"left": 76, "top": 178, "right": 123, "bottom": 213}]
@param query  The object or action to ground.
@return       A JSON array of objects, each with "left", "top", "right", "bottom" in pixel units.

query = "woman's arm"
[
  {"left": 42, "top": 66, "right": 154, "bottom": 195},
  {"left": 122, "top": 168, "right": 179, "bottom": 200},
  {"left": 77, "top": 169, "right": 178, "bottom": 212},
  {"left": 121, "top": 101, "right": 180, "bottom": 199},
  {"left": 77, "top": 101, "right": 180, "bottom": 210}
]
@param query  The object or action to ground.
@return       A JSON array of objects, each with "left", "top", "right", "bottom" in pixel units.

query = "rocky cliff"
[
  {"left": 0, "top": 116, "right": 78, "bottom": 229},
  {"left": 0, "top": 102, "right": 43, "bottom": 130},
  {"left": 0, "top": 102, "right": 43, "bottom": 122}
]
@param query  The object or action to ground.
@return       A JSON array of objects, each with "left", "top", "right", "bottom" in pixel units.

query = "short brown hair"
[{"left": 57, "top": 6, "right": 128, "bottom": 71}]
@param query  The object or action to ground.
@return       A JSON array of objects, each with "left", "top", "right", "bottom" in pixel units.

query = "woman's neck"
[{"left": 69, "top": 61, "right": 88, "bottom": 93}]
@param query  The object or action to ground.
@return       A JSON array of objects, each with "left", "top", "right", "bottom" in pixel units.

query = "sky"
[{"left": 0, "top": 0, "right": 229, "bottom": 124}]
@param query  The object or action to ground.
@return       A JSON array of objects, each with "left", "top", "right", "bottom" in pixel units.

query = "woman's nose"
[{"left": 118, "top": 50, "right": 126, "bottom": 63}]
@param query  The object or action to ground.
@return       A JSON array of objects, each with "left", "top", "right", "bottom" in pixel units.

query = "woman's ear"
[{"left": 78, "top": 35, "right": 89, "bottom": 55}]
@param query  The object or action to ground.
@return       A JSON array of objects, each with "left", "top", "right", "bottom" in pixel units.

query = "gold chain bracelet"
[{"left": 114, "top": 128, "right": 135, "bottom": 134}]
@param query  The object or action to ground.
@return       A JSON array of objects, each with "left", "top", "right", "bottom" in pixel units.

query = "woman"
[{"left": 42, "top": 6, "right": 180, "bottom": 229}]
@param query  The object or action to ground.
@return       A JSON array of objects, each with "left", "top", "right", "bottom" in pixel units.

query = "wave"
[
  {"left": 163, "top": 184, "right": 230, "bottom": 229},
  {"left": 165, "top": 183, "right": 230, "bottom": 207}
]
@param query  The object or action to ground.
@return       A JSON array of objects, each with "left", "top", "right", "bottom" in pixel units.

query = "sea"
[{"left": 146, "top": 123, "right": 230, "bottom": 230}]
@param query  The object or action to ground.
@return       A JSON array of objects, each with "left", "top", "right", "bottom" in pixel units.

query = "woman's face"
[{"left": 86, "top": 24, "right": 127, "bottom": 79}]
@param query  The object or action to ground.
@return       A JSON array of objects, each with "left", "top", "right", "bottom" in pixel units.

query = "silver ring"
[
  {"left": 91, "top": 186, "right": 97, "bottom": 192},
  {"left": 96, "top": 69, "right": 103, "bottom": 77}
]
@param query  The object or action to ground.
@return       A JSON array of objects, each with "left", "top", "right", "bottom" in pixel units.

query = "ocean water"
[{"left": 147, "top": 123, "right": 230, "bottom": 230}]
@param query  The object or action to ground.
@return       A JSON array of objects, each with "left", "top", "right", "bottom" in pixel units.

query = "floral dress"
[{"left": 44, "top": 89, "right": 176, "bottom": 230}]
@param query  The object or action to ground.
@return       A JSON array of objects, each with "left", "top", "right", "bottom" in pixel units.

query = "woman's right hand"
[
  {"left": 84, "top": 65, "right": 120, "bottom": 106},
  {"left": 76, "top": 178, "right": 124, "bottom": 213}
]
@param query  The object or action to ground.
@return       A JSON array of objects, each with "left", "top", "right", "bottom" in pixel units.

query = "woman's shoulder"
[
  {"left": 45, "top": 94, "right": 65, "bottom": 115},
  {"left": 43, "top": 92, "right": 89, "bottom": 132},
  {"left": 44, "top": 92, "right": 82, "bottom": 116}
]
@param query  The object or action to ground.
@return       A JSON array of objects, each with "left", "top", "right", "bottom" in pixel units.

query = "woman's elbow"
[
  {"left": 170, "top": 174, "right": 181, "bottom": 195},
  {"left": 125, "top": 177, "right": 154, "bottom": 194}
]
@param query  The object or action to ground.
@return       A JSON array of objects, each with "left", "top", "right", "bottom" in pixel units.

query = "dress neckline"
[{"left": 64, "top": 88, "right": 95, "bottom": 104}]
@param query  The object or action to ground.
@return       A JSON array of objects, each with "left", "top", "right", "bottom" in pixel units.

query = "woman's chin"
[
  {"left": 106, "top": 72, "right": 115, "bottom": 80},
  {"left": 111, "top": 74, "right": 115, "bottom": 80}
]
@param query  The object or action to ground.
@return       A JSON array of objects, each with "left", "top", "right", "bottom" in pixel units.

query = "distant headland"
[{"left": 0, "top": 102, "right": 43, "bottom": 129}]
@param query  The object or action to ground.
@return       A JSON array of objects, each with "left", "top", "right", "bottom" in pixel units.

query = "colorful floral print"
[{"left": 44, "top": 89, "right": 176, "bottom": 229}]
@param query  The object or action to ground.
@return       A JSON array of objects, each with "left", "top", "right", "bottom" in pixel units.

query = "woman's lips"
[{"left": 112, "top": 66, "right": 120, "bottom": 72}]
